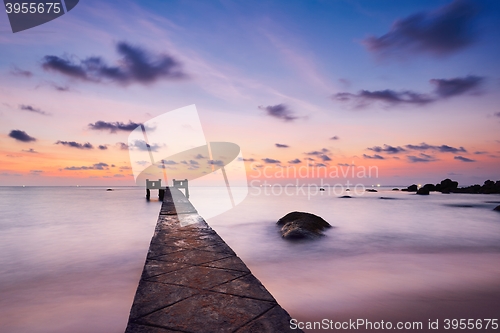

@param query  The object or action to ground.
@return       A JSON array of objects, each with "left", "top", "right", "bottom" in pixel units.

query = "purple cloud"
[
  {"left": 259, "top": 104, "right": 298, "bottom": 122},
  {"left": 42, "top": 42, "right": 188, "bottom": 85},
  {"left": 368, "top": 144, "right": 406, "bottom": 154},
  {"left": 64, "top": 162, "right": 109, "bottom": 170},
  {"left": 208, "top": 160, "right": 224, "bottom": 166},
  {"left": 262, "top": 158, "right": 281, "bottom": 164},
  {"left": 363, "top": 154, "right": 385, "bottom": 160},
  {"left": 305, "top": 148, "right": 330, "bottom": 156},
  {"left": 9, "top": 130, "right": 36, "bottom": 142},
  {"left": 362, "top": 0, "right": 479, "bottom": 58},
  {"left": 89, "top": 120, "right": 143, "bottom": 133},
  {"left": 454, "top": 155, "right": 475, "bottom": 162},
  {"left": 405, "top": 143, "right": 466, "bottom": 153},
  {"left": 407, "top": 153, "right": 438, "bottom": 163},
  {"left": 430, "top": 75, "right": 483, "bottom": 97},
  {"left": 56, "top": 141, "right": 93, "bottom": 149}
]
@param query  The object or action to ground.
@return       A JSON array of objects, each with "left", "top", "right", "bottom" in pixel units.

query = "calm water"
[{"left": 0, "top": 186, "right": 499, "bottom": 332}]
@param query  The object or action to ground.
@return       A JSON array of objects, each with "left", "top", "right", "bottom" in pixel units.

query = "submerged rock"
[
  {"left": 340, "top": 195, "right": 352, "bottom": 198},
  {"left": 277, "top": 211, "right": 332, "bottom": 240}
]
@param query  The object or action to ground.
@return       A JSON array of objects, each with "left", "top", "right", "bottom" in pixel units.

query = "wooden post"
[
  {"left": 158, "top": 189, "right": 165, "bottom": 201},
  {"left": 146, "top": 188, "right": 150, "bottom": 200}
]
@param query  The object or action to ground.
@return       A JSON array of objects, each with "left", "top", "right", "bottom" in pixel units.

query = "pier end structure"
[
  {"left": 145, "top": 179, "right": 165, "bottom": 201},
  {"left": 173, "top": 178, "right": 189, "bottom": 199}
]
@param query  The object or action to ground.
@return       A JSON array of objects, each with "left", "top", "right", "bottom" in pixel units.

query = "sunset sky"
[{"left": 1, "top": 0, "right": 499, "bottom": 186}]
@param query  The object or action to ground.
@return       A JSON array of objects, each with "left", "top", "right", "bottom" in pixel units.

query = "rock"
[
  {"left": 494, "top": 205, "right": 500, "bottom": 212},
  {"left": 438, "top": 178, "right": 458, "bottom": 193},
  {"left": 480, "top": 180, "right": 498, "bottom": 194},
  {"left": 340, "top": 195, "right": 352, "bottom": 198},
  {"left": 422, "top": 184, "right": 436, "bottom": 192},
  {"left": 277, "top": 211, "right": 332, "bottom": 240},
  {"left": 319, "top": 188, "right": 325, "bottom": 191},
  {"left": 401, "top": 179, "right": 500, "bottom": 195},
  {"left": 366, "top": 189, "right": 378, "bottom": 192},
  {"left": 416, "top": 188, "right": 430, "bottom": 195},
  {"left": 106, "top": 188, "right": 113, "bottom": 191},
  {"left": 407, "top": 184, "right": 418, "bottom": 192},
  {"left": 451, "top": 180, "right": 500, "bottom": 194},
  {"left": 392, "top": 188, "right": 400, "bottom": 191}
]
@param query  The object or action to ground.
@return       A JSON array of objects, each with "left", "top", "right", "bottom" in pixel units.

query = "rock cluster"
[{"left": 402, "top": 179, "right": 500, "bottom": 194}]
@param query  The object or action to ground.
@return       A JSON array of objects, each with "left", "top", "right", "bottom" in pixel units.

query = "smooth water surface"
[{"left": 1, "top": 186, "right": 499, "bottom": 332}]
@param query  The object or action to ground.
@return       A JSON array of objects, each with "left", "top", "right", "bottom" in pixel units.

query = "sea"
[{"left": 0, "top": 186, "right": 499, "bottom": 333}]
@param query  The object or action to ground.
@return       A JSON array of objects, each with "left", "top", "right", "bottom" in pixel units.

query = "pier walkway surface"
[{"left": 125, "top": 187, "right": 302, "bottom": 333}]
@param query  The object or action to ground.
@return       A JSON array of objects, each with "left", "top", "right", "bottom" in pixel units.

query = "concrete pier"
[{"left": 125, "top": 187, "right": 302, "bottom": 333}]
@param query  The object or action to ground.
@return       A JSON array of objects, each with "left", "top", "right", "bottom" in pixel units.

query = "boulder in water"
[
  {"left": 407, "top": 184, "right": 418, "bottom": 192},
  {"left": 416, "top": 188, "right": 430, "bottom": 195},
  {"left": 277, "top": 211, "right": 332, "bottom": 240},
  {"left": 494, "top": 205, "right": 500, "bottom": 212}
]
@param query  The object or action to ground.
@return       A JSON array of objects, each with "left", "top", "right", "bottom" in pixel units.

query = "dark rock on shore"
[
  {"left": 417, "top": 188, "right": 430, "bottom": 195},
  {"left": 456, "top": 180, "right": 500, "bottom": 194},
  {"left": 402, "top": 184, "right": 418, "bottom": 192},
  {"left": 366, "top": 189, "right": 378, "bottom": 192},
  {"left": 402, "top": 179, "right": 500, "bottom": 194},
  {"left": 436, "top": 179, "right": 458, "bottom": 193},
  {"left": 494, "top": 205, "right": 500, "bottom": 212},
  {"left": 422, "top": 184, "right": 436, "bottom": 191},
  {"left": 392, "top": 188, "right": 399, "bottom": 191},
  {"left": 277, "top": 211, "right": 332, "bottom": 240},
  {"left": 340, "top": 195, "right": 352, "bottom": 198}
]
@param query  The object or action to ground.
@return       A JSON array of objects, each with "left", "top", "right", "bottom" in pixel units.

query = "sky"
[{"left": 0, "top": 0, "right": 499, "bottom": 187}]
